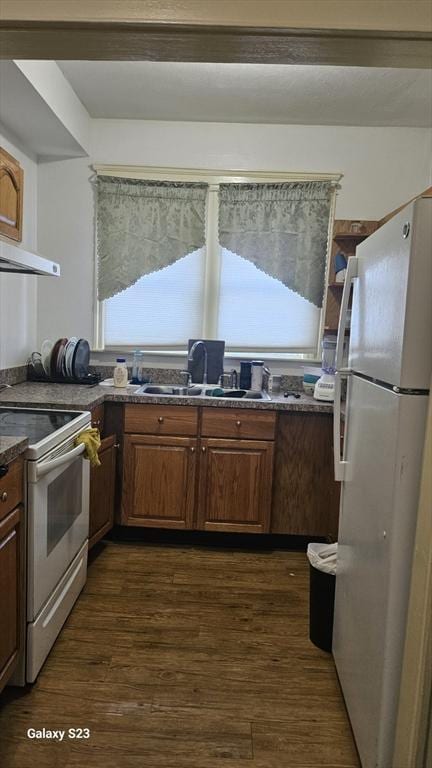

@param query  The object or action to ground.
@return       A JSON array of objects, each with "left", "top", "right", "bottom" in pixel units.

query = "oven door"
[{"left": 27, "top": 437, "right": 90, "bottom": 621}]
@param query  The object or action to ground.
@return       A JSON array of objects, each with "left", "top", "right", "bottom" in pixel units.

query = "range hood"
[{"left": 0, "top": 240, "right": 60, "bottom": 277}]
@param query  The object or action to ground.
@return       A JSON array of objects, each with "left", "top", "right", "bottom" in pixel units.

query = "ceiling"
[{"left": 57, "top": 61, "right": 432, "bottom": 127}]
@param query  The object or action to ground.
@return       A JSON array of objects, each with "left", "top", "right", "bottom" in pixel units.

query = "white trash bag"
[{"left": 307, "top": 542, "right": 337, "bottom": 576}]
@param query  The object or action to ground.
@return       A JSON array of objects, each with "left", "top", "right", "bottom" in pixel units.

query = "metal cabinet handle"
[
  {"left": 201, "top": 446, "right": 206, "bottom": 453},
  {"left": 236, "top": 420, "right": 241, "bottom": 427},
  {"left": 93, "top": 419, "right": 101, "bottom": 427},
  {"left": 158, "top": 416, "right": 164, "bottom": 423},
  {"left": 1, "top": 491, "right": 8, "bottom": 503},
  {"left": 190, "top": 447, "right": 196, "bottom": 453}
]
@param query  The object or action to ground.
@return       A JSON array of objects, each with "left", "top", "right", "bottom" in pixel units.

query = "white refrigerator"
[{"left": 332, "top": 197, "right": 432, "bottom": 768}]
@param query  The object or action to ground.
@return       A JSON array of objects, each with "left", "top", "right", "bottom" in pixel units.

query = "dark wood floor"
[{"left": 0, "top": 542, "right": 359, "bottom": 767}]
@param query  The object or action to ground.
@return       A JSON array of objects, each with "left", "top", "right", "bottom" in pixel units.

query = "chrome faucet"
[
  {"left": 188, "top": 340, "right": 208, "bottom": 384},
  {"left": 218, "top": 369, "right": 238, "bottom": 389}
]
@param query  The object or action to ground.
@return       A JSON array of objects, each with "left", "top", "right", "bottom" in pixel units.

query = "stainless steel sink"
[
  {"left": 243, "top": 390, "right": 271, "bottom": 400},
  {"left": 136, "top": 384, "right": 203, "bottom": 396},
  {"left": 203, "top": 388, "right": 271, "bottom": 400},
  {"left": 136, "top": 384, "right": 271, "bottom": 400}
]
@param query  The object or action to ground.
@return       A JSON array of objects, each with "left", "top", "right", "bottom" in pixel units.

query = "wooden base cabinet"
[
  {"left": 0, "top": 456, "right": 23, "bottom": 694},
  {"left": 271, "top": 412, "right": 340, "bottom": 538},
  {"left": 197, "top": 438, "right": 273, "bottom": 533},
  {"left": 120, "top": 404, "right": 276, "bottom": 533},
  {"left": 0, "top": 507, "right": 21, "bottom": 693},
  {"left": 122, "top": 434, "right": 197, "bottom": 529},
  {"left": 89, "top": 435, "right": 117, "bottom": 549}
]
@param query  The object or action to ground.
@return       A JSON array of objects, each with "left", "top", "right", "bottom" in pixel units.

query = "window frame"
[{"left": 94, "top": 165, "right": 341, "bottom": 361}]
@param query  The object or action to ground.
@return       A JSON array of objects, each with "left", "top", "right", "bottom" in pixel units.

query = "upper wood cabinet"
[
  {"left": 0, "top": 148, "right": 23, "bottom": 242},
  {"left": 271, "top": 412, "right": 340, "bottom": 538},
  {"left": 122, "top": 433, "right": 197, "bottom": 529},
  {"left": 197, "top": 438, "right": 274, "bottom": 534}
]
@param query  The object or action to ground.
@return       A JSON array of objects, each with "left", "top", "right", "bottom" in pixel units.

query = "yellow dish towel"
[{"left": 75, "top": 428, "right": 101, "bottom": 467}]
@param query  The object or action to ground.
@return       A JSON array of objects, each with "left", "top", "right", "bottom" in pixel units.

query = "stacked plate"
[{"left": 38, "top": 337, "right": 91, "bottom": 381}]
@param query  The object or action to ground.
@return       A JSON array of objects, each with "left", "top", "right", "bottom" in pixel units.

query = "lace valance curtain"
[
  {"left": 218, "top": 181, "right": 334, "bottom": 308},
  {"left": 97, "top": 176, "right": 207, "bottom": 301}
]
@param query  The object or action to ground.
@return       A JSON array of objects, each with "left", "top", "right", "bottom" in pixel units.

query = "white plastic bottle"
[{"left": 113, "top": 357, "right": 128, "bottom": 388}]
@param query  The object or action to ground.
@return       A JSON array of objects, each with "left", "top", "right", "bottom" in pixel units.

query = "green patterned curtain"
[
  {"left": 218, "top": 181, "right": 334, "bottom": 307},
  {"left": 97, "top": 177, "right": 207, "bottom": 301}
]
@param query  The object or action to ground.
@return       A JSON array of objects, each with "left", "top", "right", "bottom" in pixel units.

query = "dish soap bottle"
[{"left": 113, "top": 357, "right": 128, "bottom": 388}]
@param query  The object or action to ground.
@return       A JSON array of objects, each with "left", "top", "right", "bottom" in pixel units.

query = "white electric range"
[{"left": 0, "top": 406, "right": 91, "bottom": 683}]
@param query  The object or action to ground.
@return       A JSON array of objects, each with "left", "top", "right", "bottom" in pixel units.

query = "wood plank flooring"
[{"left": 0, "top": 542, "right": 360, "bottom": 767}]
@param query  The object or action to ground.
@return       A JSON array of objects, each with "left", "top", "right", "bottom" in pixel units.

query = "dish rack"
[
  {"left": 27, "top": 364, "right": 101, "bottom": 386},
  {"left": 28, "top": 336, "right": 100, "bottom": 385}
]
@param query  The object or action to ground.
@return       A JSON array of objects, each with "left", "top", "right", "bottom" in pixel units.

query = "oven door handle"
[{"left": 36, "top": 443, "right": 86, "bottom": 479}]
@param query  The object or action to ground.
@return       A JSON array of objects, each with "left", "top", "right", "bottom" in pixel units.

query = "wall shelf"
[
  {"left": 333, "top": 233, "right": 369, "bottom": 243},
  {"left": 324, "top": 218, "right": 379, "bottom": 335}
]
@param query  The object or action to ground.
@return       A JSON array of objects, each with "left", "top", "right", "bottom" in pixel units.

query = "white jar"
[{"left": 113, "top": 358, "right": 128, "bottom": 388}]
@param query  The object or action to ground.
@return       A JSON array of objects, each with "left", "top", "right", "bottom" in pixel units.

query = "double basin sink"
[{"left": 136, "top": 384, "right": 271, "bottom": 401}]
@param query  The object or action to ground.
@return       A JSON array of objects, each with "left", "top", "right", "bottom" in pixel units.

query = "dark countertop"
[
  {"left": 0, "top": 435, "right": 29, "bottom": 466},
  {"left": 0, "top": 382, "right": 333, "bottom": 462},
  {"left": 0, "top": 381, "right": 333, "bottom": 413}
]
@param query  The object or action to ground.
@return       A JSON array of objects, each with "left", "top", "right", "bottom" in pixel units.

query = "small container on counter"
[
  {"left": 131, "top": 350, "right": 145, "bottom": 384},
  {"left": 268, "top": 374, "right": 282, "bottom": 394},
  {"left": 113, "top": 358, "right": 128, "bottom": 388},
  {"left": 239, "top": 361, "right": 252, "bottom": 390},
  {"left": 303, "top": 373, "right": 320, "bottom": 396},
  {"left": 251, "top": 360, "right": 264, "bottom": 391}
]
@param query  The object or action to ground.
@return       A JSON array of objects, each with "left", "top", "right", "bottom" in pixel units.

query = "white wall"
[
  {"left": 0, "top": 129, "right": 38, "bottom": 368},
  {"left": 37, "top": 156, "right": 95, "bottom": 345},
  {"left": 37, "top": 119, "right": 432, "bottom": 357}
]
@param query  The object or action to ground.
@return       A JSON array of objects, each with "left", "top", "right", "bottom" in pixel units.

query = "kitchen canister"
[
  {"left": 239, "top": 361, "right": 252, "bottom": 389},
  {"left": 251, "top": 360, "right": 264, "bottom": 391}
]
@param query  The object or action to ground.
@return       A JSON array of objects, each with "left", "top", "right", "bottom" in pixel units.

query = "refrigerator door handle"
[
  {"left": 334, "top": 371, "right": 348, "bottom": 481},
  {"left": 335, "top": 255, "right": 358, "bottom": 372},
  {"left": 334, "top": 256, "right": 358, "bottom": 482}
]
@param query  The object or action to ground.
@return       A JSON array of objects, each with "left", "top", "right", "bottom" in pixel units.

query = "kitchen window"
[{"left": 95, "top": 169, "right": 339, "bottom": 357}]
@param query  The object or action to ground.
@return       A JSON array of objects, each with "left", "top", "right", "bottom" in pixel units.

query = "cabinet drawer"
[
  {"left": 124, "top": 404, "right": 198, "bottom": 436},
  {"left": 0, "top": 458, "right": 23, "bottom": 522},
  {"left": 201, "top": 408, "right": 276, "bottom": 440}
]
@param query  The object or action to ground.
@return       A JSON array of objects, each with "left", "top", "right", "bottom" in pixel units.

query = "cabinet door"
[
  {"left": 271, "top": 413, "right": 340, "bottom": 537},
  {"left": 122, "top": 434, "right": 197, "bottom": 529},
  {"left": 197, "top": 438, "right": 274, "bottom": 534},
  {"left": 89, "top": 435, "right": 116, "bottom": 549},
  {"left": 0, "top": 506, "right": 21, "bottom": 693},
  {"left": 0, "top": 148, "right": 23, "bottom": 242},
  {"left": 90, "top": 404, "right": 105, "bottom": 434}
]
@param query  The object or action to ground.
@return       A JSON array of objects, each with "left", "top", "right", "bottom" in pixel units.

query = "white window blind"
[
  {"left": 104, "top": 248, "right": 205, "bottom": 346},
  {"left": 217, "top": 249, "right": 321, "bottom": 350}
]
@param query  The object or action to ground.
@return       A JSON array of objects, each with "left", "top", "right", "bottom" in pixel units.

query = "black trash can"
[{"left": 307, "top": 543, "right": 337, "bottom": 653}]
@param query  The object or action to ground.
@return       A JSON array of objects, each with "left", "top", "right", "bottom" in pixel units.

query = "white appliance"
[
  {"left": 314, "top": 339, "right": 337, "bottom": 402},
  {"left": 332, "top": 198, "right": 431, "bottom": 768},
  {"left": 0, "top": 407, "right": 91, "bottom": 683}
]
